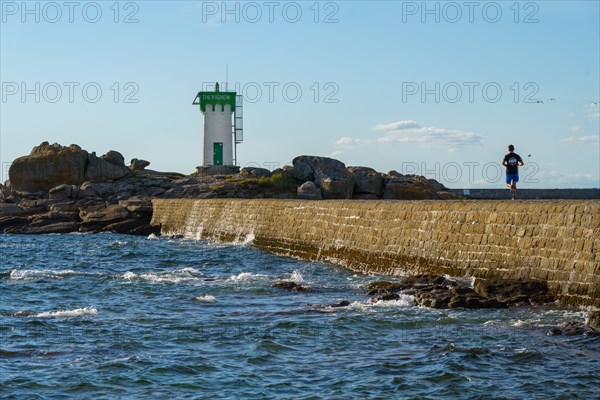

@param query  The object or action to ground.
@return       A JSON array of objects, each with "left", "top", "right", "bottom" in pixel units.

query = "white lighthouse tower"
[{"left": 193, "top": 82, "right": 243, "bottom": 168}]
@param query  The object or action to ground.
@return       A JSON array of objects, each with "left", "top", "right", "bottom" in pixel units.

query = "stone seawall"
[{"left": 151, "top": 199, "right": 600, "bottom": 306}]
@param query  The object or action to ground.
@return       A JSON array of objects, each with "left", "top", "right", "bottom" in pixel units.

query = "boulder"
[
  {"left": 240, "top": 167, "right": 272, "bottom": 178},
  {"left": 129, "top": 158, "right": 150, "bottom": 171},
  {"left": 9, "top": 142, "right": 88, "bottom": 192},
  {"left": 347, "top": 166, "right": 383, "bottom": 196},
  {"left": 382, "top": 173, "right": 438, "bottom": 200},
  {"left": 292, "top": 156, "right": 354, "bottom": 199},
  {"left": 297, "top": 181, "right": 322, "bottom": 200},
  {"left": 85, "top": 151, "right": 129, "bottom": 182}
]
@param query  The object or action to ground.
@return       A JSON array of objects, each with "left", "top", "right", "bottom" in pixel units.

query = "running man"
[{"left": 502, "top": 144, "right": 524, "bottom": 200}]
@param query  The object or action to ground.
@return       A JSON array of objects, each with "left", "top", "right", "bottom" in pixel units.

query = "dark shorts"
[{"left": 506, "top": 173, "right": 519, "bottom": 184}]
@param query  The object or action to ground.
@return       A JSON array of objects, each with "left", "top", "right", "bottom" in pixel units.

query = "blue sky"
[{"left": 1, "top": 0, "right": 599, "bottom": 188}]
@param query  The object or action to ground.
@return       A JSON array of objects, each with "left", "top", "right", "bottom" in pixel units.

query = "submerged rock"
[{"left": 273, "top": 281, "right": 308, "bottom": 292}]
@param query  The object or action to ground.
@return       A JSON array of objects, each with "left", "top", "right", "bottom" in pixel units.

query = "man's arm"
[{"left": 518, "top": 155, "right": 524, "bottom": 166}]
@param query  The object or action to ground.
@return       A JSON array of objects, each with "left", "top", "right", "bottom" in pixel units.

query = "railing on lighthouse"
[{"left": 233, "top": 94, "right": 243, "bottom": 165}]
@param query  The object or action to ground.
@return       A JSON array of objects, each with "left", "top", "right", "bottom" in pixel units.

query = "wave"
[
  {"left": 194, "top": 294, "right": 216, "bottom": 303},
  {"left": 9, "top": 269, "right": 93, "bottom": 281},
  {"left": 147, "top": 233, "right": 159, "bottom": 240},
  {"left": 33, "top": 307, "right": 98, "bottom": 318},
  {"left": 228, "top": 272, "right": 269, "bottom": 282},
  {"left": 344, "top": 295, "right": 416, "bottom": 312},
  {"left": 120, "top": 267, "right": 203, "bottom": 284},
  {"left": 290, "top": 270, "right": 304, "bottom": 283}
]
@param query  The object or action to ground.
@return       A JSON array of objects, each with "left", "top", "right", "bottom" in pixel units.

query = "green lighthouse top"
[{"left": 192, "top": 82, "right": 236, "bottom": 112}]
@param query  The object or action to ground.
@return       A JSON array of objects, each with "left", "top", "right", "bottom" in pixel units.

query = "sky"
[{"left": 1, "top": 0, "right": 599, "bottom": 188}]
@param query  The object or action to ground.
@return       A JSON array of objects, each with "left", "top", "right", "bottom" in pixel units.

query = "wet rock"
[
  {"left": 129, "top": 158, "right": 150, "bottom": 171},
  {"left": 0, "top": 216, "right": 29, "bottom": 232},
  {"left": 272, "top": 281, "right": 308, "bottom": 292},
  {"left": 330, "top": 300, "right": 351, "bottom": 308},
  {"left": 587, "top": 311, "right": 600, "bottom": 332},
  {"left": 297, "top": 181, "right": 322, "bottom": 200},
  {"left": 367, "top": 281, "right": 405, "bottom": 295},
  {"left": 25, "top": 221, "right": 82, "bottom": 234},
  {"left": 546, "top": 321, "right": 598, "bottom": 336},
  {"left": 474, "top": 279, "right": 550, "bottom": 306},
  {"left": 347, "top": 166, "right": 383, "bottom": 196},
  {"left": 371, "top": 292, "right": 400, "bottom": 302}
]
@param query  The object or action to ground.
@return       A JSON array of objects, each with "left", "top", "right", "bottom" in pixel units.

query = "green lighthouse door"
[{"left": 213, "top": 143, "right": 223, "bottom": 166}]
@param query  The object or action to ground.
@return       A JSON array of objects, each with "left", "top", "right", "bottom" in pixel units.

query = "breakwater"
[{"left": 151, "top": 199, "right": 600, "bottom": 306}]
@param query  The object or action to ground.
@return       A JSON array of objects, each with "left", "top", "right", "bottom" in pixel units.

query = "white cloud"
[
  {"left": 327, "top": 150, "right": 343, "bottom": 158},
  {"left": 587, "top": 112, "right": 600, "bottom": 118},
  {"left": 373, "top": 120, "right": 484, "bottom": 152},
  {"left": 373, "top": 120, "right": 420, "bottom": 131},
  {"left": 335, "top": 137, "right": 370, "bottom": 146},
  {"left": 569, "top": 125, "right": 581, "bottom": 132},
  {"left": 560, "top": 135, "right": 600, "bottom": 144}
]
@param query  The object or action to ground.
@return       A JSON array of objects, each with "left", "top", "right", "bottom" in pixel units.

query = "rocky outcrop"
[
  {"left": 366, "top": 275, "right": 550, "bottom": 309},
  {"left": 129, "top": 158, "right": 150, "bottom": 171},
  {"left": 473, "top": 279, "right": 553, "bottom": 306},
  {"left": 2, "top": 144, "right": 458, "bottom": 235},
  {"left": 383, "top": 172, "right": 439, "bottom": 200},
  {"left": 9, "top": 142, "right": 89, "bottom": 192},
  {"left": 292, "top": 156, "right": 354, "bottom": 199},
  {"left": 8, "top": 142, "right": 130, "bottom": 192},
  {"left": 85, "top": 151, "right": 129, "bottom": 182},
  {"left": 347, "top": 167, "right": 383, "bottom": 196}
]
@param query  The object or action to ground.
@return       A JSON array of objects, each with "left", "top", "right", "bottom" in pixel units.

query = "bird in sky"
[{"left": 535, "top": 100, "right": 544, "bottom": 104}]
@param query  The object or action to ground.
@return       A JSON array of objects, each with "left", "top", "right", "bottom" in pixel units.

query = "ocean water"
[{"left": 1, "top": 234, "right": 598, "bottom": 399}]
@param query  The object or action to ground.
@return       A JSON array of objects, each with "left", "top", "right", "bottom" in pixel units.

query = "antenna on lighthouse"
[{"left": 225, "top": 64, "right": 228, "bottom": 91}]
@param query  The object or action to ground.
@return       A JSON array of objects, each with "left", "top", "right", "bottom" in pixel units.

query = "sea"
[{"left": 1, "top": 233, "right": 598, "bottom": 399}]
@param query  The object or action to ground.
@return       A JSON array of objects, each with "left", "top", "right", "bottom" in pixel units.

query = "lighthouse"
[{"left": 193, "top": 82, "right": 243, "bottom": 168}]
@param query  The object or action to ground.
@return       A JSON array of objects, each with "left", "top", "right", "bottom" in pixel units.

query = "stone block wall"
[{"left": 151, "top": 199, "right": 600, "bottom": 306}]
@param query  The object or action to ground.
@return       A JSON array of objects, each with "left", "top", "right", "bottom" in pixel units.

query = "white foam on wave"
[
  {"left": 34, "top": 307, "right": 98, "bottom": 318},
  {"left": 228, "top": 272, "right": 268, "bottom": 282},
  {"left": 120, "top": 268, "right": 202, "bottom": 284},
  {"left": 231, "top": 232, "right": 255, "bottom": 246},
  {"left": 194, "top": 294, "right": 216, "bottom": 303},
  {"left": 147, "top": 233, "right": 159, "bottom": 240},
  {"left": 290, "top": 270, "right": 304, "bottom": 283},
  {"left": 445, "top": 275, "right": 475, "bottom": 288},
  {"left": 10, "top": 269, "right": 88, "bottom": 281},
  {"left": 348, "top": 294, "right": 415, "bottom": 312}
]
